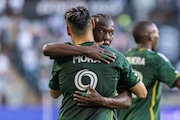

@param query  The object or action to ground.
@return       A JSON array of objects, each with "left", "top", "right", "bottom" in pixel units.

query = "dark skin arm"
[
  {"left": 73, "top": 86, "right": 132, "bottom": 109},
  {"left": 42, "top": 41, "right": 116, "bottom": 64}
]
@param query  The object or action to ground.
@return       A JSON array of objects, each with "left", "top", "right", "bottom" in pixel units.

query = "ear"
[
  {"left": 91, "top": 18, "right": 95, "bottom": 29},
  {"left": 149, "top": 32, "right": 155, "bottom": 41},
  {"left": 66, "top": 25, "right": 71, "bottom": 36}
]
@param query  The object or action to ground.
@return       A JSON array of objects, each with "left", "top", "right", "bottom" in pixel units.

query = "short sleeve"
[
  {"left": 158, "top": 59, "right": 180, "bottom": 88},
  {"left": 117, "top": 56, "right": 140, "bottom": 88},
  {"left": 49, "top": 60, "right": 60, "bottom": 90}
]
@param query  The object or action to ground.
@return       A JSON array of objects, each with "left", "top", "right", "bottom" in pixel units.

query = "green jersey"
[
  {"left": 49, "top": 42, "right": 140, "bottom": 120},
  {"left": 118, "top": 48, "right": 180, "bottom": 120}
]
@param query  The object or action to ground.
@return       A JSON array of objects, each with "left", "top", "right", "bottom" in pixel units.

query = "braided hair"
[{"left": 92, "top": 13, "right": 112, "bottom": 24}]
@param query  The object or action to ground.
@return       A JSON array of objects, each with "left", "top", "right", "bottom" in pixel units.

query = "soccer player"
[
  {"left": 43, "top": 13, "right": 147, "bottom": 109},
  {"left": 117, "top": 21, "right": 180, "bottom": 120},
  {"left": 43, "top": 14, "right": 116, "bottom": 64},
  {"left": 47, "top": 6, "right": 147, "bottom": 120}
]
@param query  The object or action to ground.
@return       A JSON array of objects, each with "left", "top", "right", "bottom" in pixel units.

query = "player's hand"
[
  {"left": 85, "top": 41, "right": 116, "bottom": 64},
  {"left": 73, "top": 86, "right": 104, "bottom": 107}
]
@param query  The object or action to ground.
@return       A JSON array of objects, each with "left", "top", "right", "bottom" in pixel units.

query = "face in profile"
[
  {"left": 151, "top": 24, "right": 159, "bottom": 51},
  {"left": 93, "top": 19, "right": 114, "bottom": 47}
]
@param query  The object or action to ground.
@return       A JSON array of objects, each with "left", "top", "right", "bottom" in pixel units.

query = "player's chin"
[
  {"left": 103, "top": 43, "right": 110, "bottom": 47},
  {"left": 103, "top": 41, "right": 110, "bottom": 47}
]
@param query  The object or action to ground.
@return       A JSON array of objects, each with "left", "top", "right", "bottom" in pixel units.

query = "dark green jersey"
[
  {"left": 49, "top": 42, "right": 140, "bottom": 120},
  {"left": 118, "top": 48, "right": 180, "bottom": 120}
]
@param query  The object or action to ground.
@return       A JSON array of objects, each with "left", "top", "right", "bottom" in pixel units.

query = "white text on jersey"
[
  {"left": 126, "top": 57, "right": 145, "bottom": 65},
  {"left": 73, "top": 56, "right": 101, "bottom": 63}
]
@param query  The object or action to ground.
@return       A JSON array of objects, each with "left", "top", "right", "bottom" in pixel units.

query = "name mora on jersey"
[
  {"left": 126, "top": 57, "right": 145, "bottom": 65},
  {"left": 73, "top": 56, "right": 101, "bottom": 63}
]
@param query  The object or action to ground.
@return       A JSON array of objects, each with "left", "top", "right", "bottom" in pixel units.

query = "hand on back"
[
  {"left": 86, "top": 41, "right": 116, "bottom": 64},
  {"left": 73, "top": 86, "right": 104, "bottom": 107}
]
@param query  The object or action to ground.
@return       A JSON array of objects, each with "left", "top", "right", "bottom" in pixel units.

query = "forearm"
[
  {"left": 129, "top": 81, "right": 147, "bottom": 98},
  {"left": 43, "top": 43, "right": 88, "bottom": 58},
  {"left": 101, "top": 91, "right": 132, "bottom": 109},
  {"left": 49, "top": 89, "right": 61, "bottom": 99}
]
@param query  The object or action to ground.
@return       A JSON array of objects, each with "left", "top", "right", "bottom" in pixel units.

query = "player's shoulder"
[
  {"left": 103, "top": 46, "right": 125, "bottom": 57},
  {"left": 156, "top": 52, "right": 170, "bottom": 62},
  {"left": 124, "top": 48, "right": 168, "bottom": 64},
  {"left": 124, "top": 48, "right": 132, "bottom": 56},
  {"left": 125, "top": 48, "right": 154, "bottom": 54},
  {"left": 144, "top": 50, "right": 170, "bottom": 64},
  {"left": 106, "top": 47, "right": 129, "bottom": 65}
]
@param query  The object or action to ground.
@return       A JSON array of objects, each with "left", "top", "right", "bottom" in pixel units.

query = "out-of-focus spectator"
[
  {"left": 16, "top": 24, "right": 34, "bottom": 52},
  {"left": 0, "top": 52, "right": 10, "bottom": 105},
  {"left": 21, "top": 46, "right": 39, "bottom": 88}
]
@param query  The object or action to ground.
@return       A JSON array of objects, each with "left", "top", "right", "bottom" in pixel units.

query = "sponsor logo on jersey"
[
  {"left": 74, "top": 69, "right": 98, "bottom": 91},
  {"left": 126, "top": 57, "right": 145, "bottom": 65},
  {"left": 73, "top": 56, "right": 101, "bottom": 64}
]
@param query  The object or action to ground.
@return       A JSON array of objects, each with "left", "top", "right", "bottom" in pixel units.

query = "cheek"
[
  {"left": 110, "top": 35, "right": 114, "bottom": 42},
  {"left": 154, "top": 39, "right": 158, "bottom": 48},
  {"left": 97, "top": 35, "right": 104, "bottom": 42},
  {"left": 155, "top": 37, "right": 159, "bottom": 44},
  {"left": 94, "top": 33, "right": 103, "bottom": 42}
]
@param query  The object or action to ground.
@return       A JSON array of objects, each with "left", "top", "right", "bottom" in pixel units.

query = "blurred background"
[{"left": 0, "top": 0, "right": 180, "bottom": 120}]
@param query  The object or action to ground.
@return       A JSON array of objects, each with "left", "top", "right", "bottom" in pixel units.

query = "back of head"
[
  {"left": 64, "top": 6, "right": 91, "bottom": 36},
  {"left": 132, "top": 21, "right": 156, "bottom": 43}
]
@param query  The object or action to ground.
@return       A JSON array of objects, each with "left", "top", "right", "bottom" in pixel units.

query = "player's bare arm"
[
  {"left": 49, "top": 89, "right": 61, "bottom": 99},
  {"left": 129, "top": 81, "right": 147, "bottom": 98},
  {"left": 42, "top": 42, "right": 116, "bottom": 64},
  {"left": 73, "top": 86, "right": 132, "bottom": 109}
]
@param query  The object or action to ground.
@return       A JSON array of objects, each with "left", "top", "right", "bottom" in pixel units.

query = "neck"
[
  {"left": 136, "top": 43, "right": 152, "bottom": 50},
  {"left": 71, "top": 32, "right": 95, "bottom": 46}
]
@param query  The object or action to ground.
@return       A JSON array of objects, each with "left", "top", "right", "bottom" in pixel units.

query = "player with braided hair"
[
  {"left": 43, "top": 13, "right": 115, "bottom": 64},
  {"left": 44, "top": 6, "right": 147, "bottom": 120},
  {"left": 92, "top": 13, "right": 113, "bottom": 47}
]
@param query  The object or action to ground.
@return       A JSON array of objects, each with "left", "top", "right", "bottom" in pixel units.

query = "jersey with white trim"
[
  {"left": 49, "top": 42, "right": 140, "bottom": 120},
  {"left": 118, "top": 48, "right": 180, "bottom": 120}
]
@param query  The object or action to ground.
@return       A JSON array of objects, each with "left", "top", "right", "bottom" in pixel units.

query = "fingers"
[
  {"left": 74, "top": 91, "right": 83, "bottom": 96},
  {"left": 74, "top": 91, "right": 89, "bottom": 106},
  {"left": 97, "top": 57, "right": 111, "bottom": 64},
  {"left": 86, "top": 86, "right": 95, "bottom": 93},
  {"left": 73, "top": 95, "right": 86, "bottom": 102},
  {"left": 103, "top": 56, "right": 115, "bottom": 63},
  {"left": 74, "top": 91, "right": 88, "bottom": 98},
  {"left": 104, "top": 50, "right": 116, "bottom": 59},
  {"left": 74, "top": 99, "right": 89, "bottom": 106},
  {"left": 98, "top": 50, "right": 116, "bottom": 64},
  {"left": 89, "top": 43, "right": 116, "bottom": 64},
  {"left": 101, "top": 51, "right": 116, "bottom": 63},
  {"left": 74, "top": 89, "right": 97, "bottom": 106},
  {"left": 95, "top": 43, "right": 116, "bottom": 60},
  {"left": 73, "top": 92, "right": 85, "bottom": 100}
]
